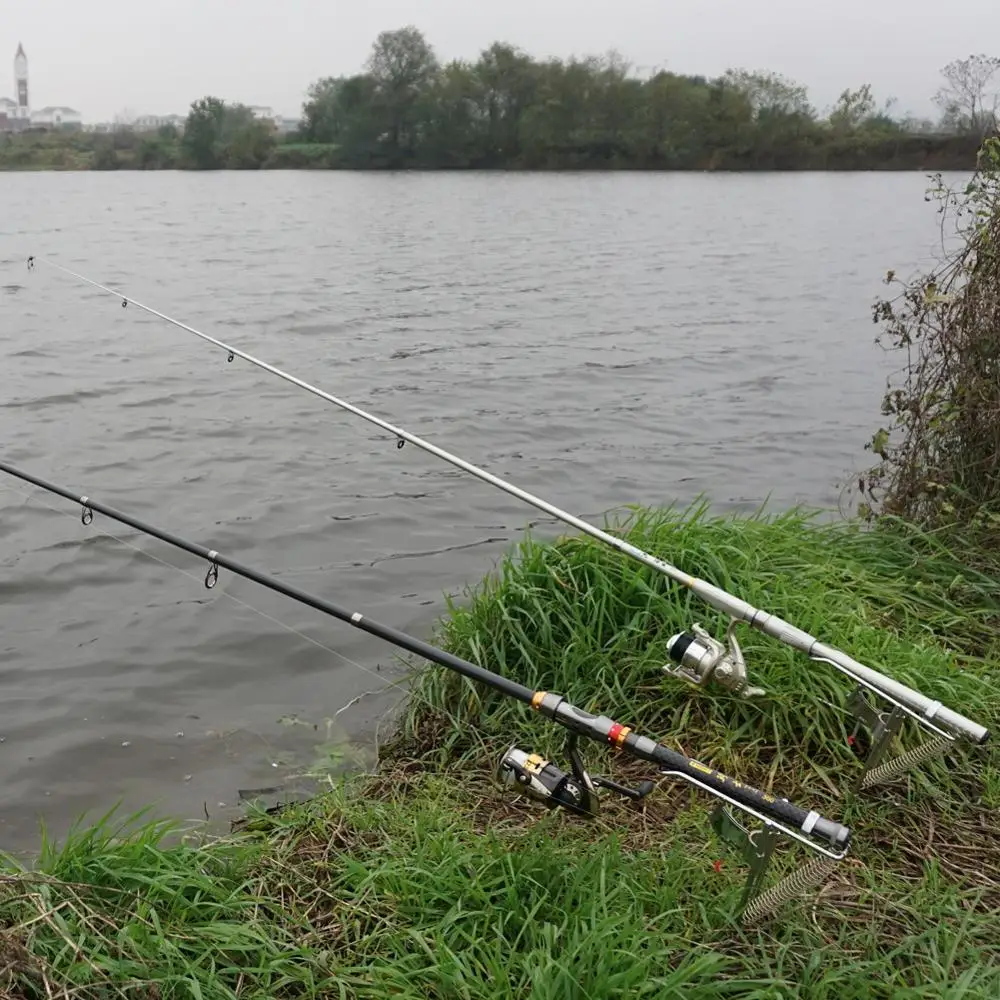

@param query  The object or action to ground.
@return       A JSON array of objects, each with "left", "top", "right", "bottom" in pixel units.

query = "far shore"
[{"left": 0, "top": 128, "right": 985, "bottom": 173}]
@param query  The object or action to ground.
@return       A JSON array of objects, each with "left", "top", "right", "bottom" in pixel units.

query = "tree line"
[
  {"left": 288, "top": 28, "right": 998, "bottom": 170},
  {"left": 2, "top": 28, "right": 997, "bottom": 171}
]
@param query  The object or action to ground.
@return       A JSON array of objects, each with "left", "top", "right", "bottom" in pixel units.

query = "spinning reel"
[
  {"left": 498, "top": 733, "right": 656, "bottom": 817},
  {"left": 665, "top": 620, "right": 960, "bottom": 789},
  {"left": 665, "top": 620, "right": 765, "bottom": 698},
  {"left": 496, "top": 729, "right": 847, "bottom": 925}
]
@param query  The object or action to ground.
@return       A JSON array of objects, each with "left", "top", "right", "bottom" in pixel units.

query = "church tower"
[{"left": 14, "top": 43, "right": 28, "bottom": 119}]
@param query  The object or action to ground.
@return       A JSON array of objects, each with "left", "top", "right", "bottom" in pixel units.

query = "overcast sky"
[{"left": 5, "top": 0, "right": 999, "bottom": 122}]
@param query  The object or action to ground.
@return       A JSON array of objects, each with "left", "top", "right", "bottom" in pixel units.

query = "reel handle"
[{"left": 593, "top": 775, "right": 656, "bottom": 801}]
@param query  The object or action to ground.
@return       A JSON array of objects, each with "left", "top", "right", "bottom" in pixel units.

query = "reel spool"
[
  {"left": 498, "top": 746, "right": 598, "bottom": 815},
  {"left": 498, "top": 736, "right": 658, "bottom": 819},
  {"left": 665, "top": 621, "right": 764, "bottom": 697}
]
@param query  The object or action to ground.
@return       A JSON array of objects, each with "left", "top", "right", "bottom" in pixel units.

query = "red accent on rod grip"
[{"left": 608, "top": 722, "right": 624, "bottom": 746}]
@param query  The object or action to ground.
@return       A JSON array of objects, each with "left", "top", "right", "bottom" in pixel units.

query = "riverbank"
[
  {"left": 0, "top": 129, "right": 986, "bottom": 172},
  {"left": 1, "top": 505, "right": 997, "bottom": 998}
]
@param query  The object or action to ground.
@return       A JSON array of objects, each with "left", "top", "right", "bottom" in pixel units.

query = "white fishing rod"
[{"left": 27, "top": 256, "right": 989, "bottom": 787}]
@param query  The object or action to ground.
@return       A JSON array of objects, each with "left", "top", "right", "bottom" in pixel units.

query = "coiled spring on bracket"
[
  {"left": 742, "top": 856, "right": 840, "bottom": 926},
  {"left": 860, "top": 735, "right": 953, "bottom": 790}
]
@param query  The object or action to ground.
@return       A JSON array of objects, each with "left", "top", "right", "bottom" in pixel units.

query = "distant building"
[
  {"left": 0, "top": 45, "right": 82, "bottom": 131},
  {"left": 132, "top": 113, "right": 186, "bottom": 131},
  {"left": 0, "top": 42, "right": 30, "bottom": 131},
  {"left": 14, "top": 42, "right": 28, "bottom": 119},
  {"left": 31, "top": 105, "right": 82, "bottom": 128},
  {"left": 243, "top": 106, "right": 301, "bottom": 134},
  {"left": 246, "top": 106, "right": 295, "bottom": 129}
]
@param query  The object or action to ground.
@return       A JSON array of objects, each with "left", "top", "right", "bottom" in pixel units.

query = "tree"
[
  {"left": 471, "top": 42, "right": 538, "bottom": 163},
  {"left": 287, "top": 25, "right": 988, "bottom": 172},
  {"left": 718, "top": 69, "right": 812, "bottom": 118},
  {"left": 181, "top": 97, "right": 275, "bottom": 169},
  {"left": 302, "top": 74, "right": 381, "bottom": 153},
  {"left": 933, "top": 55, "right": 1000, "bottom": 136},
  {"left": 585, "top": 51, "right": 646, "bottom": 162},
  {"left": 421, "top": 60, "right": 483, "bottom": 166},
  {"left": 860, "top": 96, "right": 904, "bottom": 134},
  {"left": 302, "top": 77, "right": 342, "bottom": 143},
  {"left": 91, "top": 141, "right": 120, "bottom": 170},
  {"left": 898, "top": 114, "right": 937, "bottom": 135},
  {"left": 640, "top": 72, "right": 722, "bottom": 167},
  {"left": 828, "top": 85, "right": 876, "bottom": 132},
  {"left": 136, "top": 133, "right": 177, "bottom": 169},
  {"left": 366, "top": 25, "right": 439, "bottom": 158},
  {"left": 713, "top": 69, "right": 816, "bottom": 167},
  {"left": 182, "top": 96, "right": 228, "bottom": 168},
  {"left": 220, "top": 104, "right": 276, "bottom": 168},
  {"left": 518, "top": 56, "right": 604, "bottom": 163}
]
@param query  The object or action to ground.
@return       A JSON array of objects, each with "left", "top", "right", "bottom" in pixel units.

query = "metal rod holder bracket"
[
  {"left": 710, "top": 803, "right": 780, "bottom": 911},
  {"left": 847, "top": 687, "right": 908, "bottom": 790}
]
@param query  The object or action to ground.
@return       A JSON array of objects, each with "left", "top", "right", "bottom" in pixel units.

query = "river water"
[{"left": 0, "top": 170, "right": 958, "bottom": 852}]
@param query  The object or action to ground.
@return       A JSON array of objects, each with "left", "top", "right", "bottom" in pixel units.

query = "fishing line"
[
  {"left": 0, "top": 479, "right": 677, "bottom": 821},
  {"left": 0, "top": 479, "right": 495, "bottom": 762},
  {"left": 24, "top": 255, "right": 988, "bottom": 771},
  {"left": 4, "top": 482, "right": 679, "bottom": 850}
]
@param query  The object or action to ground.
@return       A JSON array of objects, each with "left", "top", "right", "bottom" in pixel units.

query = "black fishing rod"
[
  {"left": 24, "top": 256, "right": 987, "bottom": 796},
  {"left": 1, "top": 459, "right": 849, "bottom": 921}
]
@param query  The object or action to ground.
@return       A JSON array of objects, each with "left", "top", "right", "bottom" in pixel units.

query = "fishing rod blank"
[
  {"left": 27, "top": 257, "right": 989, "bottom": 781},
  {"left": 1, "top": 458, "right": 848, "bottom": 921}
]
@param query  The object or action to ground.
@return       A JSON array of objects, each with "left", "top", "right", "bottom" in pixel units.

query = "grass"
[{"left": 2, "top": 504, "right": 998, "bottom": 998}]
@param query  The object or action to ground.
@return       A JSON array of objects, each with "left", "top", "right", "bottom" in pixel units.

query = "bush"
[
  {"left": 861, "top": 137, "right": 1000, "bottom": 542},
  {"left": 91, "top": 143, "right": 120, "bottom": 170},
  {"left": 263, "top": 141, "right": 342, "bottom": 169}
]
